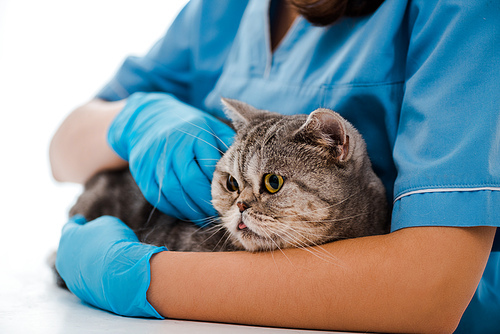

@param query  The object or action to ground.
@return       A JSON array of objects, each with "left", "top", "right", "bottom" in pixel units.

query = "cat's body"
[
  {"left": 68, "top": 99, "right": 389, "bottom": 253},
  {"left": 69, "top": 168, "right": 238, "bottom": 252}
]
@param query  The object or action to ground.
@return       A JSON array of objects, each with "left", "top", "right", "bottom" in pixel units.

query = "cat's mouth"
[
  {"left": 234, "top": 217, "right": 280, "bottom": 252},
  {"left": 236, "top": 218, "right": 260, "bottom": 239}
]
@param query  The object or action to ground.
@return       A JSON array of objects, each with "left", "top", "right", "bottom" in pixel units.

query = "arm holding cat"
[
  {"left": 147, "top": 226, "right": 495, "bottom": 333},
  {"left": 52, "top": 95, "right": 496, "bottom": 333},
  {"left": 51, "top": 93, "right": 235, "bottom": 222},
  {"left": 55, "top": 210, "right": 494, "bottom": 333}
]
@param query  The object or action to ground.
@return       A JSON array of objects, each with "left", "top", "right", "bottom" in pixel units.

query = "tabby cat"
[{"left": 67, "top": 98, "right": 389, "bottom": 254}]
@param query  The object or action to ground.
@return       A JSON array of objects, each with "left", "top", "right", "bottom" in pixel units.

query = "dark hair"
[{"left": 289, "top": 0, "right": 385, "bottom": 26}]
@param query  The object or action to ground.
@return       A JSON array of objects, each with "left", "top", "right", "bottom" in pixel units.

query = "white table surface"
[{"left": 0, "top": 255, "right": 348, "bottom": 334}]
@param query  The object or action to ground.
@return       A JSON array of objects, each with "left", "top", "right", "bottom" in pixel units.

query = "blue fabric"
[
  {"left": 96, "top": 0, "right": 249, "bottom": 110},
  {"left": 96, "top": 0, "right": 500, "bottom": 329},
  {"left": 456, "top": 252, "right": 500, "bottom": 333}
]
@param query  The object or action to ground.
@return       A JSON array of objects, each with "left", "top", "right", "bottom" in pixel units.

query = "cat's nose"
[{"left": 237, "top": 201, "right": 249, "bottom": 213}]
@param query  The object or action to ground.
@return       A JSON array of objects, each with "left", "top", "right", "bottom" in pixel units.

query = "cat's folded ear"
[
  {"left": 294, "top": 108, "right": 350, "bottom": 162},
  {"left": 221, "top": 98, "right": 266, "bottom": 131}
]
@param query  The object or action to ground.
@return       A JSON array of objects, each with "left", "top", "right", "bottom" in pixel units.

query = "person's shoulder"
[
  {"left": 405, "top": 0, "right": 497, "bottom": 42},
  {"left": 409, "top": 0, "right": 496, "bottom": 15},
  {"left": 180, "top": 0, "right": 250, "bottom": 32},
  {"left": 192, "top": 0, "right": 250, "bottom": 16}
]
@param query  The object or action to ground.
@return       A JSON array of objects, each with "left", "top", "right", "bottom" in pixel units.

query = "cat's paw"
[{"left": 46, "top": 250, "right": 68, "bottom": 290}]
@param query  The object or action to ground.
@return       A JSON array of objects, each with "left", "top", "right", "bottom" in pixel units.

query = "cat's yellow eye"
[
  {"left": 264, "top": 174, "right": 284, "bottom": 194},
  {"left": 226, "top": 175, "right": 239, "bottom": 192}
]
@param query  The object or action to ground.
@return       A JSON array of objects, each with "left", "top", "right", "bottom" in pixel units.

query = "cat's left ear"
[
  {"left": 221, "top": 98, "right": 265, "bottom": 131},
  {"left": 295, "top": 108, "right": 350, "bottom": 162}
]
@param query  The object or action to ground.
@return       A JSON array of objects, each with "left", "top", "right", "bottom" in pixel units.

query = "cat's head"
[{"left": 211, "top": 98, "right": 388, "bottom": 252}]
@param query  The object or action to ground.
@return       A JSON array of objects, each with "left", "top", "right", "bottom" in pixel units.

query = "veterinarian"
[{"left": 50, "top": 0, "right": 500, "bottom": 332}]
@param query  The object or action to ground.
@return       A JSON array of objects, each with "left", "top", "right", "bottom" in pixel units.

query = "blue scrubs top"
[{"left": 96, "top": 0, "right": 500, "bottom": 332}]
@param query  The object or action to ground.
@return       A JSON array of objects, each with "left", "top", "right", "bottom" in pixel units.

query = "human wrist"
[
  {"left": 56, "top": 215, "right": 168, "bottom": 319},
  {"left": 101, "top": 241, "right": 167, "bottom": 318},
  {"left": 146, "top": 251, "right": 171, "bottom": 317}
]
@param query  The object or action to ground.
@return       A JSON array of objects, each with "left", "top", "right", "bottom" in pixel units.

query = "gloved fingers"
[
  {"left": 193, "top": 120, "right": 235, "bottom": 181},
  {"left": 176, "top": 156, "right": 218, "bottom": 224},
  {"left": 60, "top": 214, "right": 88, "bottom": 236},
  {"left": 147, "top": 134, "right": 214, "bottom": 221},
  {"left": 61, "top": 215, "right": 140, "bottom": 246},
  {"left": 192, "top": 131, "right": 225, "bottom": 181},
  {"left": 139, "top": 136, "right": 203, "bottom": 220},
  {"left": 128, "top": 135, "right": 185, "bottom": 219},
  {"left": 197, "top": 116, "right": 236, "bottom": 153},
  {"left": 94, "top": 216, "right": 140, "bottom": 242},
  {"left": 212, "top": 122, "right": 236, "bottom": 153},
  {"left": 71, "top": 214, "right": 88, "bottom": 225},
  {"left": 168, "top": 149, "right": 210, "bottom": 222},
  {"left": 137, "top": 174, "right": 185, "bottom": 219}
]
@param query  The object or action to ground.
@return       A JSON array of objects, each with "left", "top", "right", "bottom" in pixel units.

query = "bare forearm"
[
  {"left": 49, "top": 99, "right": 127, "bottom": 183},
  {"left": 148, "top": 226, "right": 495, "bottom": 333}
]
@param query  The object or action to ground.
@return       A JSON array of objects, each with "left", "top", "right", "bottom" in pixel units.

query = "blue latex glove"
[
  {"left": 56, "top": 215, "right": 167, "bottom": 318},
  {"left": 108, "top": 92, "right": 235, "bottom": 224}
]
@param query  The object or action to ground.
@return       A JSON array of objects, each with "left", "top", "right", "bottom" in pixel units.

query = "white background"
[
  {"left": 0, "top": 0, "right": 186, "bottom": 321},
  {"left": 0, "top": 0, "right": 187, "bottom": 271}
]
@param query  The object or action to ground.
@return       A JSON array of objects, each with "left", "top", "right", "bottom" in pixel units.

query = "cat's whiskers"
[
  {"left": 145, "top": 206, "right": 158, "bottom": 228},
  {"left": 269, "top": 249, "right": 281, "bottom": 274},
  {"left": 256, "top": 223, "right": 342, "bottom": 269},
  {"left": 141, "top": 224, "right": 166, "bottom": 248},
  {"left": 195, "top": 158, "right": 219, "bottom": 169},
  {"left": 146, "top": 136, "right": 172, "bottom": 229},
  {"left": 200, "top": 223, "right": 232, "bottom": 251},
  {"left": 188, "top": 215, "right": 221, "bottom": 230},
  {"left": 173, "top": 113, "right": 231, "bottom": 151},
  {"left": 217, "top": 228, "right": 235, "bottom": 251},
  {"left": 256, "top": 225, "right": 295, "bottom": 266},
  {"left": 299, "top": 244, "right": 346, "bottom": 267},
  {"left": 273, "top": 219, "right": 335, "bottom": 243},
  {"left": 148, "top": 135, "right": 171, "bottom": 216},
  {"left": 145, "top": 114, "right": 230, "bottom": 243},
  {"left": 279, "top": 211, "right": 370, "bottom": 224},
  {"left": 261, "top": 221, "right": 345, "bottom": 266},
  {"left": 165, "top": 128, "right": 228, "bottom": 220},
  {"left": 273, "top": 204, "right": 331, "bottom": 220},
  {"left": 281, "top": 229, "right": 345, "bottom": 266},
  {"left": 259, "top": 226, "right": 282, "bottom": 252},
  {"left": 176, "top": 129, "right": 226, "bottom": 155},
  {"left": 200, "top": 198, "right": 215, "bottom": 208},
  {"left": 274, "top": 189, "right": 364, "bottom": 220},
  {"left": 191, "top": 214, "right": 238, "bottom": 251},
  {"left": 195, "top": 219, "right": 224, "bottom": 235},
  {"left": 277, "top": 227, "right": 329, "bottom": 239},
  {"left": 198, "top": 217, "right": 219, "bottom": 228}
]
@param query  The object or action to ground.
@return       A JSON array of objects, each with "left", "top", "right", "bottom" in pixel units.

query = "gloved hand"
[
  {"left": 108, "top": 92, "right": 235, "bottom": 224},
  {"left": 56, "top": 215, "right": 167, "bottom": 318}
]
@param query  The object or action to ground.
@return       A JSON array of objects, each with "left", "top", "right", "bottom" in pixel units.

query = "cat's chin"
[
  {"left": 221, "top": 213, "right": 283, "bottom": 252},
  {"left": 237, "top": 237, "right": 278, "bottom": 252},
  {"left": 232, "top": 223, "right": 281, "bottom": 252}
]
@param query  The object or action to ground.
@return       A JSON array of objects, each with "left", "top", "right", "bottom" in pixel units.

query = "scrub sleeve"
[
  {"left": 96, "top": 0, "right": 500, "bottom": 332},
  {"left": 96, "top": 0, "right": 249, "bottom": 109},
  {"left": 389, "top": 3, "right": 500, "bottom": 331}
]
